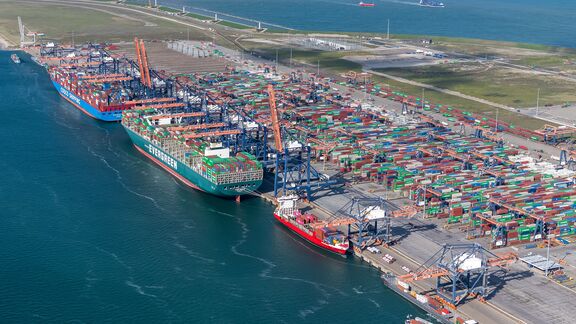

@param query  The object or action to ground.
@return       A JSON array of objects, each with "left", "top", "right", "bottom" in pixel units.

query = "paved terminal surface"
[
  {"left": 114, "top": 41, "right": 228, "bottom": 74},
  {"left": 304, "top": 182, "right": 576, "bottom": 324},
  {"left": 232, "top": 47, "right": 563, "bottom": 161},
  {"left": 239, "top": 49, "right": 575, "bottom": 323}
]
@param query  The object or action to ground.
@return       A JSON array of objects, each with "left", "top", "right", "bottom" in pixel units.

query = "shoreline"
[{"left": 136, "top": 2, "right": 573, "bottom": 51}]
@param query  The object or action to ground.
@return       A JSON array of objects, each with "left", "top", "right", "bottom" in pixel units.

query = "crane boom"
[
  {"left": 267, "top": 84, "right": 283, "bottom": 152},
  {"left": 140, "top": 39, "right": 152, "bottom": 88},
  {"left": 134, "top": 37, "right": 146, "bottom": 87}
]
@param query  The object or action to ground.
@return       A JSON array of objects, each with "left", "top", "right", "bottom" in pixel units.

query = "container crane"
[
  {"left": 168, "top": 122, "right": 227, "bottom": 132},
  {"left": 267, "top": 85, "right": 337, "bottom": 200},
  {"left": 397, "top": 243, "right": 517, "bottom": 308},
  {"left": 267, "top": 85, "right": 283, "bottom": 152},
  {"left": 134, "top": 37, "right": 152, "bottom": 88}
]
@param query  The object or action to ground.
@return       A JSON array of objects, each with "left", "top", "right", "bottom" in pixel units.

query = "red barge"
[{"left": 274, "top": 196, "right": 350, "bottom": 255}]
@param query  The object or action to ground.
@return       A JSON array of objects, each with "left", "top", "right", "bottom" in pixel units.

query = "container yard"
[{"left": 23, "top": 32, "right": 576, "bottom": 323}]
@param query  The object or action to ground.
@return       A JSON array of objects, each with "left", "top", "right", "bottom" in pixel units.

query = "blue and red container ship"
[{"left": 49, "top": 67, "right": 136, "bottom": 121}]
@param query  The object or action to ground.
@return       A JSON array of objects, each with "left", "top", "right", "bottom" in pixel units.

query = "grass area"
[
  {"left": 185, "top": 12, "right": 211, "bottom": 20},
  {"left": 158, "top": 6, "right": 181, "bottom": 13},
  {"left": 0, "top": 1, "right": 210, "bottom": 44},
  {"left": 374, "top": 64, "right": 576, "bottom": 108},
  {"left": 393, "top": 34, "right": 576, "bottom": 54},
  {"left": 371, "top": 75, "right": 550, "bottom": 130},
  {"left": 516, "top": 55, "right": 575, "bottom": 68},
  {"left": 160, "top": 6, "right": 251, "bottom": 30},
  {"left": 241, "top": 42, "right": 362, "bottom": 72},
  {"left": 243, "top": 43, "right": 550, "bottom": 129},
  {"left": 217, "top": 20, "right": 251, "bottom": 30}
]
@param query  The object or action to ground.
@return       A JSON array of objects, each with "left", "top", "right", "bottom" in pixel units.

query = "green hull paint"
[{"left": 124, "top": 126, "right": 263, "bottom": 197}]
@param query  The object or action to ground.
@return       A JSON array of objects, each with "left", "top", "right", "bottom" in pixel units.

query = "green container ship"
[{"left": 122, "top": 110, "right": 263, "bottom": 198}]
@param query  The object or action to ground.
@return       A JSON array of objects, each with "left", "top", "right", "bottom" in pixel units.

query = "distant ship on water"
[
  {"left": 419, "top": 0, "right": 445, "bottom": 8},
  {"left": 11, "top": 53, "right": 21, "bottom": 64},
  {"left": 358, "top": 2, "right": 375, "bottom": 7}
]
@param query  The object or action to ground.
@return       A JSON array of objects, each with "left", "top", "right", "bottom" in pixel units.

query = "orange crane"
[
  {"left": 60, "top": 61, "right": 101, "bottom": 68},
  {"left": 42, "top": 55, "right": 89, "bottom": 61},
  {"left": 123, "top": 98, "right": 176, "bottom": 105},
  {"left": 399, "top": 267, "right": 448, "bottom": 283},
  {"left": 167, "top": 122, "right": 227, "bottom": 132},
  {"left": 86, "top": 76, "right": 133, "bottom": 83},
  {"left": 487, "top": 252, "right": 518, "bottom": 267},
  {"left": 140, "top": 39, "right": 152, "bottom": 87},
  {"left": 81, "top": 73, "right": 125, "bottom": 80},
  {"left": 267, "top": 84, "right": 283, "bottom": 152},
  {"left": 134, "top": 37, "right": 152, "bottom": 88},
  {"left": 133, "top": 102, "right": 185, "bottom": 110},
  {"left": 182, "top": 129, "right": 241, "bottom": 139},
  {"left": 391, "top": 205, "right": 419, "bottom": 218},
  {"left": 145, "top": 112, "right": 206, "bottom": 120},
  {"left": 134, "top": 37, "right": 145, "bottom": 84}
]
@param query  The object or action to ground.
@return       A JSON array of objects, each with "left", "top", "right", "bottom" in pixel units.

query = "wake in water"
[
  {"left": 172, "top": 240, "right": 216, "bottom": 264},
  {"left": 210, "top": 208, "right": 350, "bottom": 317},
  {"left": 82, "top": 136, "right": 167, "bottom": 212}
]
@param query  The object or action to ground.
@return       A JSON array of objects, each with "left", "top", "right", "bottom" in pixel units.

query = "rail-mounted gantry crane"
[
  {"left": 267, "top": 85, "right": 337, "bottom": 200},
  {"left": 398, "top": 243, "right": 517, "bottom": 308}
]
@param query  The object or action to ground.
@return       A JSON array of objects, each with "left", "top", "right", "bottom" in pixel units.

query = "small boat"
[
  {"left": 274, "top": 195, "right": 350, "bottom": 255},
  {"left": 405, "top": 316, "right": 434, "bottom": 324},
  {"left": 11, "top": 54, "right": 21, "bottom": 64},
  {"left": 358, "top": 2, "right": 376, "bottom": 7},
  {"left": 419, "top": 0, "right": 445, "bottom": 8}
]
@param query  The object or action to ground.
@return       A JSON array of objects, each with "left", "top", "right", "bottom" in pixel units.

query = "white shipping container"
[
  {"left": 397, "top": 280, "right": 410, "bottom": 290},
  {"left": 416, "top": 294, "right": 428, "bottom": 304}
]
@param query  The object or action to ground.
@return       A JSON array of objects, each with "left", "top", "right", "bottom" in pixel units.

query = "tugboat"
[
  {"left": 419, "top": 0, "right": 445, "bottom": 7},
  {"left": 274, "top": 195, "right": 350, "bottom": 255},
  {"left": 358, "top": 2, "right": 376, "bottom": 7},
  {"left": 11, "top": 53, "right": 21, "bottom": 64}
]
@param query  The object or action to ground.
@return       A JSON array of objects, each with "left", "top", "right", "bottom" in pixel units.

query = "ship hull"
[
  {"left": 51, "top": 80, "right": 122, "bottom": 122},
  {"left": 124, "top": 126, "right": 262, "bottom": 197},
  {"left": 274, "top": 213, "right": 349, "bottom": 255}
]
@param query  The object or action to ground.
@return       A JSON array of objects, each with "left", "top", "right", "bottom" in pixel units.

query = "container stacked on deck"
[
  {"left": 122, "top": 109, "right": 263, "bottom": 192},
  {"left": 50, "top": 67, "right": 136, "bottom": 113}
]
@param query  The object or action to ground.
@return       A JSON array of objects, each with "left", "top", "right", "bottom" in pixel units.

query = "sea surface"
[
  {"left": 0, "top": 51, "right": 426, "bottom": 322},
  {"left": 157, "top": 0, "right": 576, "bottom": 48}
]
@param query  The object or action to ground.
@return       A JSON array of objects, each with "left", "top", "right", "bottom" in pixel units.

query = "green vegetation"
[
  {"left": 185, "top": 12, "right": 211, "bottom": 20},
  {"left": 241, "top": 43, "right": 362, "bottom": 72},
  {"left": 0, "top": 1, "right": 210, "bottom": 44},
  {"left": 516, "top": 55, "right": 575, "bottom": 68},
  {"left": 217, "top": 20, "right": 251, "bottom": 30},
  {"left": 373, "top": 64, "right": 576, "bottom": 108},
  {"left": 371, "top": 75, "right": 550, "bottom": 130},
  {"left": 241, "top": 39, "right": 554, "bottom": 129},
  {"left": 0, "top": 0, "right": 568, "bottom": 131},
  {"left": 158, "top": 6, "right": 180, "bottom": 13},
  {"left": 161, "top": 6, "right": 251, "bottom": 29}
]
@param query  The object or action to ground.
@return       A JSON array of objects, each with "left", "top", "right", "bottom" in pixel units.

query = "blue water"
[
  {"left": 0, "top": 51, "right": 426, "bottom": 322},
  {"left": 158, "top": 0, "right": 576, "bottom": 48}
]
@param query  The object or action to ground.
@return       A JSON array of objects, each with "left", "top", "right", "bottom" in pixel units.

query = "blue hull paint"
[{"left": 51, "top": 80, "right": 122, "bottom": 122}]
